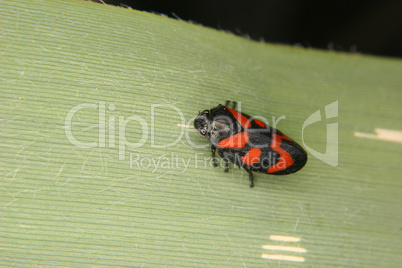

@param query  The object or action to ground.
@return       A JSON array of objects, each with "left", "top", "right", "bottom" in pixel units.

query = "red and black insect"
[{"left": 194, "top": 101, "right": 307, "bottom": 187}]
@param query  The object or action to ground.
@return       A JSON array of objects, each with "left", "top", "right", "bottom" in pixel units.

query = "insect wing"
[{"left": 243, "top": 129, "right": 307, "bottom": 175}]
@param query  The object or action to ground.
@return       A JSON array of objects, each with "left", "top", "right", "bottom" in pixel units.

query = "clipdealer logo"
[
  {"left": 302, "top": 101, "right": 338, "bottom": 167},
  {"left": 64, "top": 101, "right": 338, "bottom": 167}
]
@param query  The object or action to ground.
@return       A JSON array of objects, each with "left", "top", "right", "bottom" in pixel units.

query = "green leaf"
[{"left": 1, "top": 1, "right": 401, "bottom": 267}]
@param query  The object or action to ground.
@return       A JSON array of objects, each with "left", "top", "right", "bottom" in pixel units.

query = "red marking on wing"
[
  {"left": 253, "top": 119, "right": 266, "bottom": 128},
  {"left": 241, "top": 148, "right": 262, "bottom": 166},
  {"left": 267, "top": 134, "right": 294, "bottom": 173},
  {"left": 218, "top": 132, "right": 250, "bottom": 149},
  {"left": 226, "top": 107, "right": 251, "bottom": 129}
]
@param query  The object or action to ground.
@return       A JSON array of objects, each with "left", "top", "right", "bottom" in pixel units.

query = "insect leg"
[
  {"left": 224, "top": 158, "right": 229, "bottom": 173},
  {"left": 243, "top": 166, "right": 254, "bottom": 188},
  {"left": 224, "top": 100, "right": 237, "bottom": 110},
  {"left": 211, "top": 145, "right": 218, "bottom": 168}
]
